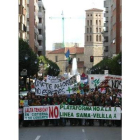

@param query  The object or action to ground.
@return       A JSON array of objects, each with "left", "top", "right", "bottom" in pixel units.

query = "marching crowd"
[{"left": 19, "top": 88, "right": 122, "bottom": 127}]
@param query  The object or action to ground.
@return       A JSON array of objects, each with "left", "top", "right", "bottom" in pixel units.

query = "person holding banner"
[
  {"left": 105, "top": 94, "right": 112, "bottom": 126},
  {"left": 52, "top": 98, "right": 59, "bottom": 126},
  {"left": 70, "top": 94, "right": 78, "bottom": 126},
  {"left": 60, "top": 98, "right": 68, "bottom": 126},
  {"left": 99, "top": 96, "right": 105, "bottom": 126},
  {"left": 42, "top": 97, "right": 50, "bottom": 126},
  {"left": 114, "top": 98, "right": 122, "bottom": 127},
  {"left": 31, "top": 99, "right": 42, "bottom": 126}
]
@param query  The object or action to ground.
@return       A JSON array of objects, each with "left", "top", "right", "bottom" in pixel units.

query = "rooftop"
[
  {"left": 48, "top": 47, "right": 84, "bottom": 54},
  {"left": 86, "top": 8, "right": 103, "bottom": 12}
]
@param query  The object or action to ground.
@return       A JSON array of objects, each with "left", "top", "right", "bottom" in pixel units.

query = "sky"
[{"left": 42, "top": 0, "right": 104, "bottom": 50}]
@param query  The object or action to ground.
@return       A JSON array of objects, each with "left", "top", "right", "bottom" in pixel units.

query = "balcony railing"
[
  {"left": 38, "top": 1, "right": 43, "bottom": 6},
  {"left": 38, "top": 23, "right": 43, "bottom": 29},
  {"left": 38, "top": 46, "right": 43, "bottom": 51},
  {"left": 38, "top": 34, "right": 43, "bottom": 40},
  {"left": 38, "top": 12, "right": 43, "bottom": 18},
  {"left": 104, "top": 13, "right": 108, "bottom": 17}
]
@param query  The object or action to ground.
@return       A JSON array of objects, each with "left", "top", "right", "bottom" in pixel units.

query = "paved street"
[{"left": 19, "top": 126, "right": 121, "bottom": 140}]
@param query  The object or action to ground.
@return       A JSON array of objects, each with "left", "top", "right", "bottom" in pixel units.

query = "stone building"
[
  {"left": 84, "top": 8, "right": 104, "bottom": 72},
  {"left": 46, "top": 46, "right": 85, "bottom": 75}
]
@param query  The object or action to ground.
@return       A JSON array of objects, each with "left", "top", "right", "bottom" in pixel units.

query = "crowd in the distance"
[{"left": 19, "top": 87, "right": 122, "bottom": 127}]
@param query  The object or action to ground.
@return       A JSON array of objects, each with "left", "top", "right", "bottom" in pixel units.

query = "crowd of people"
[{"left": 19, "top": 88, "right": 122, "bottom": 127}]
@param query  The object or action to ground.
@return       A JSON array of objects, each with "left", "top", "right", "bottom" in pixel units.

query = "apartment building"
[
  {"left": 84, "top": 8, "right": 104, "bottom": 70},
  {"left": 38, "top": 0, "right": 46, "bottom": 56},
  {"left": 104, "top": 0, "right": 122, "bottom": 57},
  {"left": 19, "top": 0, "right": 27, "bottom": 40}
]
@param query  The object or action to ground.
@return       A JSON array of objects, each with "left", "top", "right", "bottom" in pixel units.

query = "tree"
[
  {"left": 38, "top": 55, "right": 60, "bottom": 76},
  {"left": 19, "top": 38, "right": 39, "bottom": 77},
  {"left": 91, "top": 52, "right": 122, "bottom": 75}
]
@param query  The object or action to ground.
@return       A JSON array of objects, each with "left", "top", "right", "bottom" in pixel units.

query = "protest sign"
[
  {"left": 23, "top": 105, "right": 60, "bottom": 120},
  {"left": 88, "top": 74, "right": 122, "bottom": 90},
  {"left": 35, "top": 75, "right": 78, "bottom": 96},
  {"left": 105, "top": 75, "right": 122, "bottom": 89},
  {"left": 60, "top": 105, "right": 121, "bottom": 120}
]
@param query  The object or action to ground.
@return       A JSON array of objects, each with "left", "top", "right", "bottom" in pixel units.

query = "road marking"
[
  {"left": 35, "top": 135, "right": 41, "bottom": 140},
  {"left": 82, "top": 129, "right": 85, "bottom": 133}
]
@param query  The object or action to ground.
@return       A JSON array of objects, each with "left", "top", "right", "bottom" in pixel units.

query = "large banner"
[
  {"left": 60, "top": 105, "right": 121, "bottom": 120},
  {"left": 35, "top": 75, "right": 78, "bottom": 96},
  {"left": 88, "top": 74, "right": 122, "bottom": 90},
  {"left": 23, "top": 105, "right": 60, "bottom": 120},
  {"left": 23, "top": 105, "right": 121, "bottom": 120}
]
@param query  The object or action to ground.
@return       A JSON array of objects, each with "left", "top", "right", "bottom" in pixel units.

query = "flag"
[{"left": 65, "top": 49, "right": 70, "bottom": 58}]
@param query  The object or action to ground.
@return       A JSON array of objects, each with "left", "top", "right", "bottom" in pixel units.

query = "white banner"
[
  {"left": 88, "top": 74, "right": 122, "bottom": 90},
  {"left": 35, "top": 75, "right": 78, "bottom": 96},
  {"left": 60, "top": 105, "right": 121, "bottom": 120},
  {"left": 23, "top": 105, "right": 60, "bottom": 120}
]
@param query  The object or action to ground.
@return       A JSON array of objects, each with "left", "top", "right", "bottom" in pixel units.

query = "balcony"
[
  {"left": 27, "top": 26, "right": 29, "bottom": 32},
  {"left": 104, "top": 31, "right": 108, "bottom": 37},
  {"left": 34, "top": 26, "right": 39, "bottom": 35},
  {"left": 34, "top": 39, "right": 39, "bottom": 47},
  {"left": 38, "top": 1, "right": 43, "bottom": 6},
  {"left": 105, "top": 17, "right": 108, "bottom": 22},
  {"left": 38, "top": 46, "right": 43, "bottom": 51},
  {"left": 38, "top": 12, "right": 43, "bottom": 18},
  {"left": 104, "top": 22, "right": 108, "bottom": 27},
  {"left": 104, "top": 37, "right": 108, "bottom": 42},
  {"left": 104, "top": 12, "right": 108, "bottom": 17},
  {"left": 38, "top": 34, "right": 43, "bottom": 40},
  {"left": 38, "top": 23, "right": 43, "bottom": 29},
  {"left": 104, "top": 46, "right": 108, "bottom": 52},
  {"left": 104, "top": 0, "right": 108, "bottom": 8}
]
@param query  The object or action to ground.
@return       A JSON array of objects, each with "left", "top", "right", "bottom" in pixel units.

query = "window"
[
  {"left": 96, "top": 28, "right": 98, "bottom": 33},
  {"left": 90, "top": 35, "right": 92, "bottom": 41},
  {"left": 87, "top": 14, "right": 89, "bottom": 16},
  {"left": 91, "top": 14, "right": 92, "bottom": 16},
  {"left": 78, "top": 58, "right": 80, "bottom": 61},
  {"left": 90, "top": 27, "right": 92, "bottom": 33},
  {"left": 90, "top": 20, "right": 92, "bottom": 25},
  {"left": 55, "top": 56, "right": 58, "bottom": 62},
  {"left": 96, "top": 20, "right": 98, "bottom": 25},
  {"left": 39, "top": 18, "right": 42, "bottom": 23},
  {"left": 39, "top": 29, "right": 41, "bottom": 34},
  {"left": 96, "top": 35, "right": 98, "bottom": 41},
  {"left": 87, "top": 36, "right": 88, "bottom": 41},
  {"left": 87, "top": 20, "right": 89, "bottom": 26},
  {"left": 99, "top": 20, "right": 101, "bottom": 25},
  {"left": 87, "top": 28, "right": 89, "bottom": 33},
  {"left": 96, "top": 14, "right": 97, "bottom": 16},
  {"left": 99, "top": 35, "right": 102, "bottom": 41},
  {"left": 99, "top": 28, "right": 101, "bottom": 32}
]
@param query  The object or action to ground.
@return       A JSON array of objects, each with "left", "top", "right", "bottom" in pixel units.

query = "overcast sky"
[{"left": 42, "top": 0, "right": 104, "bottom": 50}]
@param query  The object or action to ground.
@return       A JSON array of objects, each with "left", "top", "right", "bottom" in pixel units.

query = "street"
[{"left": 19, "top": 126, "right": 121, "bottom": 140}]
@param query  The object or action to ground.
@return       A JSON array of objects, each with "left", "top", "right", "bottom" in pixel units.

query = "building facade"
[
  {"left": 84, "top": 8, "right": 104, "bottom": 71},
  {"left": 19, "top": 0, "right": 46, "bottom": 56},
  {"left": 104, "top": 0, "right": 122, "bottom": 57},
  {"left": 19, "top": 0, "right": 27, "bottom": 40},
  {"left": 38, "top": 0, "right": 46, "bottom": 56},
  {"left": 46, "top": 47, "right": 85, "bottom": 75}
]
